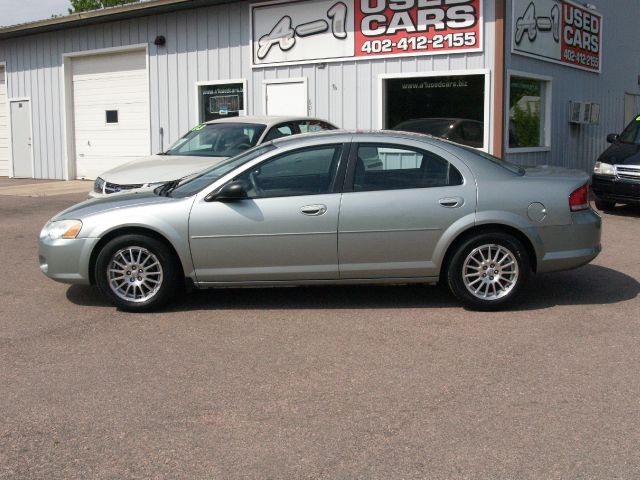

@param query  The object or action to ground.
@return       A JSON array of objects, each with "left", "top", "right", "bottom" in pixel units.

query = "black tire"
[
  {"left": 446, "top": 231, "right": 531, "bottom": 311},
  {"left": 95, "top": 234, "right": 181, "bottom": 312},
  {"left": 594, "top": 199, "right": 615, "bottom": 211}
]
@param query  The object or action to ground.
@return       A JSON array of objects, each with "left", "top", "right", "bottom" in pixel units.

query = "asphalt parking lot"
[{"left": 1, "top": 189, "right": 639, "bottom": 479}]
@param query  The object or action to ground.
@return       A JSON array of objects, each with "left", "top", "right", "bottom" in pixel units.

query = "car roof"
[
  {"left": 269, "top": 129, "right": 449, "bottom": 147},
  {"left": 205, "top": 116, "right": 335, "bottom": 128}
]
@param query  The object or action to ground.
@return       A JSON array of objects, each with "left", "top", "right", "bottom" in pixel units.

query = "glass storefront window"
[
  {"left": 508, "top": 76, "right": 548, "bottom": 149},
  {"left": 198, "top": 82, "right": 245, "bottom": 122},
  {"left": 385, "top": 74, "right": 486, "bottom": 149}
]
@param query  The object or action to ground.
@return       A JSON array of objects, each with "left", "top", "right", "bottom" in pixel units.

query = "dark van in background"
[{"left": 592, "top": 116, "right": 640, "bottom": 210}]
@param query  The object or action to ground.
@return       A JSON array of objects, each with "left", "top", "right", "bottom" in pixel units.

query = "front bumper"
[
  {"left": 39, "top": 236, "right": 101, "bottom": 285},
  {"left": 592, "top": 174, "right": 640, "bottom": 206}
]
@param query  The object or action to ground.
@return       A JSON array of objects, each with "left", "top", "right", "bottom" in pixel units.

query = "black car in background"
[{"left": 592, "top": 116, "right": 640, "bottom": 210}]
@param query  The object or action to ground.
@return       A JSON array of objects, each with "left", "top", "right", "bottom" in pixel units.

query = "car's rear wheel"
[
  {"left": 95, "top": 234, "right": 180, "bottom": 312},
  {"left": 446, "top": 232, "right": 530, "bottom": 310},
  {"left": 594, "top": 199, "right": 615, "bottom": 211}
]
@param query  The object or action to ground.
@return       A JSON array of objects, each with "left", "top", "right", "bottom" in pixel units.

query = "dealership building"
[{"left": 0, "top": 0, "right": 637, "bottom": 180}]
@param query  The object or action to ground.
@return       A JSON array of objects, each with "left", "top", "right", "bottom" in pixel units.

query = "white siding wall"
[
  {"left": 0, "top": 66, "right": 8, "bottom": 176},
  {"left": 504, "top": 0, "right": 640, "bottom": 171},
  {"left": 0, "top": 1, "right": 495, "bottom": 180}
]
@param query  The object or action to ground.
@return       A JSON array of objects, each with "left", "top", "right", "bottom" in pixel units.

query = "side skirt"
[{"left": 194, "top": 277, "right": 440, "bottom": 289}]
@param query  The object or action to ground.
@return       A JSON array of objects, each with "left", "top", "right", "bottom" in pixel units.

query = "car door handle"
[
  {"left": 439, "top": 197, "right": 464, "bottom": 208},
  {"left": 300, "top": 204, "right": 327, "bottom": 216}
]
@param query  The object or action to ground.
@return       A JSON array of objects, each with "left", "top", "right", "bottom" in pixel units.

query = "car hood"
[
  {"left": 99, "top": 154, "right": 229, "bottom": 184},
  {"left": 53, "top": 191, "right": 181, "bottom": 222},
  {"left": 598, "top": 142, "right": 640, "bottom": 166}
]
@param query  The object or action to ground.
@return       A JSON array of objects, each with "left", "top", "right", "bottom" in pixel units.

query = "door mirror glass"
[
  {"left": 207, "top": 180, "right": 248, "bottom": 202},
  {"left": 606, "top": 133, "right": 620, "bottom": 143}
]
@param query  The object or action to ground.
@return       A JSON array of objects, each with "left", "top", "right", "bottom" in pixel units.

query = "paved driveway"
[{"left": 1, "top": 190, "right": 639, "bottom": 479}]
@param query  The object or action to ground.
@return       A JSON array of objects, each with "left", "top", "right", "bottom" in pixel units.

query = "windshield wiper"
[{"left": 155, "top": 179, "right": 181, "bottom": 197}]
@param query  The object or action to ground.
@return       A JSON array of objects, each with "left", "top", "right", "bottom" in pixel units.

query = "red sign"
[
  {"left": 354, "top": 0, "right": 483, "bottom": 58},
  {"left": 561, "top": 1, "right": 601, "bottom": 71}
]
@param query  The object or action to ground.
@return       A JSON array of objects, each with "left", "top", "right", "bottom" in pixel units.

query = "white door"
[
  {"left": 10, "top": 100, "right": 33, "bottom": 178},
  {"left": 0, "top": 67, "right": 9, "bottom": 176},
  {"left": 72, "top": 50, "right": 150, "bottom": 179},
  {"left": 264, "top": 80, "right": 308, "bottom": 117}
]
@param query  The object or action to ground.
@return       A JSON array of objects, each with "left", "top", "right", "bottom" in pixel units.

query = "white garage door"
[
  {"left": 0, "top": 66, "right": 9, "bottom": 177},
  {"left": 72, "top": 50, "right": 150, "bottom": 179}
]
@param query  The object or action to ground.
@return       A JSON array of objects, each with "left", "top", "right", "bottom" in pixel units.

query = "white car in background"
[{"left": 90, "top": 116, "right": 337, "bottom": 197}]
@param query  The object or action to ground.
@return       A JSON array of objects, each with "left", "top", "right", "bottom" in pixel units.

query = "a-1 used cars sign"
[
  {"left": 512, "top": 0, "right": 602, "bottom": 73},
  {"left": 251, "top": 0, "right": 483, "bottom": 67}
]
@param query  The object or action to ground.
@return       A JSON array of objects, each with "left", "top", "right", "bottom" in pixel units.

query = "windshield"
[
  {"left": 169, "top": 144, "right": 277, "bottom": 198},
  {"left": 394, "top": 119, "right": 455, "bottom": 137},
  {"left": 619, "top": 118, "right": 640, "bottom": 144},
  {"left": 165, "top": 123, "right": 266, "bottom": 157}
]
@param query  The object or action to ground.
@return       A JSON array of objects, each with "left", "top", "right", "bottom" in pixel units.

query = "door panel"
[
  {"left": 189, "top": 194, "right": 341, "bottom": 282},
  {"left": 10, "top": 100, "right": 33, "bottom": 178},
  {"left": 338, "top": 143, "right": 476, "bottom": 279}
]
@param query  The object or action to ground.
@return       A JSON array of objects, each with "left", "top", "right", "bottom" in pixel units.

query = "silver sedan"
[{"left": 39, "top": 131, "right": 602, "bottom": 311}]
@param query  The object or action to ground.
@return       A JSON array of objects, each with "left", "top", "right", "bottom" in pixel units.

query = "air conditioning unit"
[{"left": 569, "top": 101, "right": 600, "bottom": 124}]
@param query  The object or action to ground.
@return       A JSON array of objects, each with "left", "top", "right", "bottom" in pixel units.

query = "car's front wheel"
[
  {"left": 446, "top": 232, "right": 530, "bottom": 310},
  {"left": 95, "top": 234, "right": 180, "bottom": 312}
]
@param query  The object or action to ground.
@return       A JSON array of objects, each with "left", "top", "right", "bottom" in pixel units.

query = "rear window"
[{"left": 458, "top": 146, "right": 525, "bottom": 176}]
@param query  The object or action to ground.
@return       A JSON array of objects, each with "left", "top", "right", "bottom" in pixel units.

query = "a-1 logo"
[
  {"left": 257, "top": 1, "right": 348, "bottom": 60},
  {"left": 515, "top": 1, "right": 560, "bottom": 45}
]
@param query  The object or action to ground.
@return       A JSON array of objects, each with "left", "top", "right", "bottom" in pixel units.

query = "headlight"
[
  {"left": 94, "top": 177, "right": 105, "bottom": 193},
  {"left": 594, "top": 162, "right": 615, "bottom": 176},
  {"left": 40, "top": 220, "right": 83, "bottom": 240}
]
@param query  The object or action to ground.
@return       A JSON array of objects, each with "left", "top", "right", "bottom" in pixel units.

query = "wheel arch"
[
  {"left": 88, "top": 227, "right": 185, "bottom": 285},
  {"left": 438, "top": 223, "right": 539, "bottom": 283}
]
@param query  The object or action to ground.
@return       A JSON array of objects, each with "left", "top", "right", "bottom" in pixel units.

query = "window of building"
[
  {"left": 353, "top": 144, "right": 463, "bottom": 192},
  {"left": 198, "top": 81, "right": 246, "bottom": 122},
  {"left": 384, "top": 74, "right": 486, "bottom": 149},
  {"left": 105, "top": 110, "right": 118, "bottom": 124},
  {"left": 508, "top": 75, "right": 550, "bottom": 150}
]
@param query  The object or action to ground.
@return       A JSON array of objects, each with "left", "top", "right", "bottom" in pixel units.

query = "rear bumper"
[
  {"left": 592, "top": 174, "right": 640, "bottom": 205},
  {"left": 536, "top": 209, "right": 602, "bottom": 274}
]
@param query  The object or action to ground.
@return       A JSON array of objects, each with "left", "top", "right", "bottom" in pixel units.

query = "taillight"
[{"left": 569, "top": 183, "right": 590, "bottom": 212}]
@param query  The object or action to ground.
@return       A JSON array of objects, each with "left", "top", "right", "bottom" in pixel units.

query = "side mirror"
[
  {"left": 606, "top": 133, "right": 620, "bottom": 143},
  {"left": 206, "top": 180, "right": 248, "bottom": 202}
]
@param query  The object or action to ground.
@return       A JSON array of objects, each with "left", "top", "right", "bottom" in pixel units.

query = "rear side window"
[
  {"left": 297, "top": 120, "right": 336, "bottom": 133},
  {"left": 353, "top": 144, "right": 463, "bottom": 192},
  {"left": 263, "top": 123, "right": 295, "bottom": 142}
]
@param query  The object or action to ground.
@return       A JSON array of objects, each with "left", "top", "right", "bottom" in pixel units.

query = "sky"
[{"left": 0, "top": 0, "right": 71, "bottom": 27}]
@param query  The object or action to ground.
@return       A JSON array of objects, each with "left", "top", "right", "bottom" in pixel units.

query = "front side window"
[
  {"left": 165, "top": 123, "right": 266, "bottom": 158},
  {"left": 619, "top": 117, "right": 640, "bottom": 144},
  {"left": 508, "top": 76, "right": 549, "bottom": 149},
  {"left": 353, "top": 144, "right": 463, "bottom": 192},
  {"left": 235, "top": 145, "right": 343, "bottom": 198}
]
